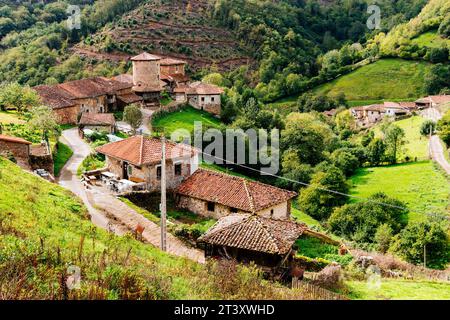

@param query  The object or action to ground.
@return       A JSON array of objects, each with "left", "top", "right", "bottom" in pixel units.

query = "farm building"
[
  {"left": 415, "top": 95, "right": 450, "bottom": 109},
  {"left": 198, "top": 214, "right": 307, "bottom": 280},
  {"left": 95, "top": 135, "right": 199, "bottom": 191},
  {"left": 351, "top": 101, "right": 415, "bottom": 127},
  {"left": 160, "top": 57, "right": 190, "bottom": 91},
  {"left": 0, "top": 134, "right": 32, "bottom": 169},
  {"left": 78, "top": 113, "right": 116, "bottom": 134},
  {"left": 174, "top": 82, "right": 224, "bottom": 115},
  {"left": 175, "top": 169, "right": 297, "bottom": 220}
]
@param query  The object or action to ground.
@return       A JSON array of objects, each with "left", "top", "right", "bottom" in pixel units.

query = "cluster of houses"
[
  {"left": 33, "top": 52, "right": 224, "bottom": 128},
  {"left": 92, "top": 134, "right": 333, "bottom": 279},
  {"left": 348, "top": 96, "right": 450, "bottom": 127}
]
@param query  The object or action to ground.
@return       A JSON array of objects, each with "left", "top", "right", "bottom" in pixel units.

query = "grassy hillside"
[
  {"left": 411, "top": 30, "right": 450, "bottom": 48},
  {"left": 346, "top": 279, "right": 450, "bottom": 300},
  {"left": 0, "top": 157, "right": 297, "bottom": 300},
  {"left": 349, "top": 161, "right": 449, "bottom": 222},
  {"left": 152, "top": 106, "right": 223, "bottom": 135},
  {"left": 312, "top": 59, "right": 431, "bottom": 102},
  {"left": 372, "top": 116, "right": 429, "bottom": 160}
]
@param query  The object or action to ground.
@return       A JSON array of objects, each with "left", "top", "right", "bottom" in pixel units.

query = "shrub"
[
  {"left": 374, "top": 224, "right": 393, "bottom": 253},
  {"left": 328, "top": 193, "right": 408, "bottom": 244},
  {"left": 390, "top": 220, "right": 450, "bottom": 269},
  {"left": 420, "top": 120, "right": 436, "bottom": 136}
]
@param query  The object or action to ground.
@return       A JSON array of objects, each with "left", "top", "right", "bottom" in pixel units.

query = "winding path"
[
  {"left": 58, "top": 128, "right": 204, "bottom": 263},
  {"left": 421, "top": 108, "right": 450, "bottom": 174}
]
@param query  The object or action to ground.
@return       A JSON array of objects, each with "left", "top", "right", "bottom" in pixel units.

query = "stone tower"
[{"left": 131, "top": 52, "right": 162, "bottom": 107}]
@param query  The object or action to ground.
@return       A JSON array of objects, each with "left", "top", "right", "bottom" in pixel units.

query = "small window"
[
  {"left": 207, "top": 202, "right": 215, "bottom": 212},
  {"left": 127, "top": 165, "right": 133, "bottom": 176},
  {"left": 156, "top": 166, "right": 161, "bottom": 180},
  {"left": 174, "top": 163, "right": 182, "bottom": 176},
  {"left": 270, "top": 209, "right": 274, "bottom": 217},
  {"left": 201, "top": 97, "right": 205, "bottom": 102},
  {"left": 211, "top": 97, "right": 215, "bottom": 102},
  {"left": 230, "top": 207, "right": 238, "bottom": 213}
]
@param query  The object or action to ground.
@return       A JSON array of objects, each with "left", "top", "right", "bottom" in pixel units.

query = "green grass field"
[
  {"left": 152, "top": 106, "right": 223, "bottom": 135},
  {"left": 345, "top": 279, "right": 450, "bottom": 300},
  {"left": 313, "top": 59, "right": 431, "bottom": 101},
  {"left": 0, "top": 111, "right": 25, "bottom": 124},
  {"left": 53, "top": 141, "right": 73, "bottom": 176},
  {"left": 372, "top": 116, "right": 429, "bottom": 160},
  {"left": 349, "top": 161, "right": 449, "bottom": 221},
  {"left": 411, "top": 30, "right": 450, "bottom": 48}
]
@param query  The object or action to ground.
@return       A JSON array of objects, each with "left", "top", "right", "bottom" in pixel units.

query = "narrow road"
[
  {"left": 430, "top": 135, "right": 450, "bottom": 174},
  {"left": 58, "top": 128, "right": 124, "bottom": 233},
  {"left": 58, "top": 128, "right": 204, "bottom": 263},
  {"left": 421, "top": 107, "right": 450, "bottom": 174}
]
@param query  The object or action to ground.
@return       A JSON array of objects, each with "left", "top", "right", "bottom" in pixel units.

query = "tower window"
[
  {"left": 174, "top": 163, "right": 182, "bottom": 176},
  {"left": 156, "top": 166, "right": 161, "bottom": 180}
]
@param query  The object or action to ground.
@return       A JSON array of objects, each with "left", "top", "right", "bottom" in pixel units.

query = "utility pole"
[{"left": 160, "top": 135, "right": 167, "bottom": 252}]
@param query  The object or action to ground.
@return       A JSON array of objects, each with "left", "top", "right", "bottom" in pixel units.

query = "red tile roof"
[
  {"left": 79, "top": 113, "right": 116, "bottom": 126},
  {"left": 96, "top": 136, "right": 196, "bottom": 166},
  {"left": 130, "top": 52, "right": 161, "bottom": 61},
  {"left": 57, "top": 77, "right": 126, "bottom": 99},
  {"left": 187, "top": 82, "right": 224, "bottom": 95},
  {"left": 198, "top": 214, "right": 306, "bottom": 255},
  {"left": 0, "top": 134, "right": 32, "bottom": 145},
  {"left": 160, "top": 58, "right": 187, "bottom": 66},
  {"left": 34, "top": 85, "right": 76, "bottom": 109},
  {"left": 161, "top": 73, "right": 190, "bottom": 83},
  {"left": 117, "top": 93, "right": 143, "bottom": 104},
  {"left": 176, "top": 169, "right": 297, "bottom": 212},
  {"left": 34, "top": 77, "right": 132, "bottom": 109}
]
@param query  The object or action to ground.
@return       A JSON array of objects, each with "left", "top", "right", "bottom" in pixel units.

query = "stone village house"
[
  {"left": 95, "top": 136, "right": 297, "bottom": 221},
  {"left": 350, "top": 101, "right": 417, "bottom": 127},
  {"left": 174, "top": 82, "right": 224, "bottom": 116},
  {"left": 175, "top": 169, "right": 297, "bottom": 220},
  {"left": 34, "top": 52, "right": 224, "bottom": 124},
  {"left": 95, "top": 135, "right": 199, "bottom": 191},
  {"left": 78, "top": 113, "right": 116, "bottom": 134},
  {"left": 415, "top": 95, "right": 450, "bottom": 109}
]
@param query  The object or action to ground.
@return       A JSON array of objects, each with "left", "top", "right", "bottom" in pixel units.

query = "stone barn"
[
  {"left": 78, "top": 113, "right": 116, "bottom": 134},
  {"left": 198, "top": 214, "right": 307, "bottom": 280},
  {"left": 175, "top": 169, "right": 297, "bottom": 220},
  {"left": 0, "top": 135, "right": 32, "bottom": 169}
]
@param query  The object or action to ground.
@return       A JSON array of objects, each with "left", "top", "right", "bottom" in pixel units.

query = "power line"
[{"left": 197, "top": 150, "right": 408, "bottom": 210}]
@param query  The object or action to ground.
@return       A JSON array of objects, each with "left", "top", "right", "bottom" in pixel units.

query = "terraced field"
[{"left": 79, "top": 0, "right": 251, "bottom": 71}]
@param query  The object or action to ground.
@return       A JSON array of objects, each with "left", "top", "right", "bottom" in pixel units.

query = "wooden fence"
[{"left": 292, "top": 278, "right": 349, "bottom": 300}]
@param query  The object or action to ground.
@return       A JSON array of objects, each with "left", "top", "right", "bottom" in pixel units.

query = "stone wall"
[
  {"left": 177, "top": 195, "right": 291, "bottom": 220},
  {"left": 188, "top": 94, "right": 221, "bottom": 116},
  {"left": 161, "top": 64, "right": 185, "bottom": 76},
  {"left": 133, "top": 60, "right": 161, "bottom": 91},
  {"left": 106, "top": 155, "right": 193, "bottom": 192},
  {"left": 53, "top": 106, "right": 81, "bottom": 124},
  {"left": 0, "top": 140, "right": 30, "bottom": 169}
]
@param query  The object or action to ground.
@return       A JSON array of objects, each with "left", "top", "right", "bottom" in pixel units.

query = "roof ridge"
[
  {"left": 243, "top": 180, "right": 255, "bottom": 213},
  {"left": 139, "top": 135, "right": 144, "bottom": 165},
  {"left": 253, "top": 216, "right": 280, "bottom": 253},
  {"left": 199, "top": 214, "right": 250, "bottom": 241}
]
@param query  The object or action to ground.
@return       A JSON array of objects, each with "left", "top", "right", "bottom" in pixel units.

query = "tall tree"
[{"left": 123, "top": 104, "right": 143, "bottom": 135}]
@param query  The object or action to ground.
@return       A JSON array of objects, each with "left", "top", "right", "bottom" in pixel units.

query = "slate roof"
[
  {"left": 79, "top": 113, "right": 116, "bottom": 126},
  {"left": 95, "top": 136, "right": 196, "bottom": 166},
  {"left": 0, "top": 135, "right": 32, "bottom": 145},
  {"left": 175, "top": 169, "right": 297, "bottom": 213},
  {"left": 198, "top": 214, "right": 306, "bottom": 255}
]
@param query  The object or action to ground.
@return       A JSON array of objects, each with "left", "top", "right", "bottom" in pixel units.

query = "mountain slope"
[{"left": 76, "top": 0, "right": 251, "bottom": 71}]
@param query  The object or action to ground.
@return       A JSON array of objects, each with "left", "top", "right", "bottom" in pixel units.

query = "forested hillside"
[{"left": 0, "top": 0, "right": 430, "bottom": 88}]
